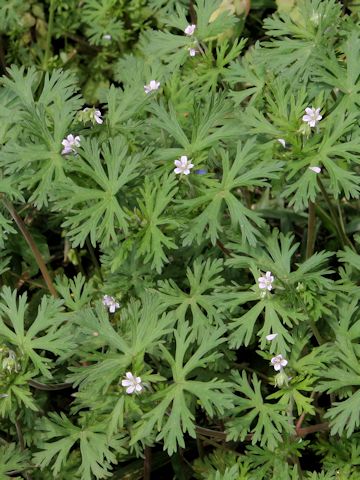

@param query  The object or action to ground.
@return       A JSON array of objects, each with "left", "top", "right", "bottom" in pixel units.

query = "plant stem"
[
  {"left": 143, "top": 446, "right": 151, "bottom": 480},
  {"left": 317, "top": 177, "right": 355, "bottom": 251},
  {"left": 43, "top": 0, "right": 56, "bottom": 70},
  {"left": 86, "top": 237, "right": 103, "bottom": 281},
  {"left": 306, "top": 201, "right": 316, "bottom": 259},
  {"left": 15, "top": 418, "right": 32, "bottom": 480},
  {"left": 2, "top": 198, "right": 58, "bottom": 298},
  {"left": 28, "top": 379, "right": 72, "bottom": 391}
]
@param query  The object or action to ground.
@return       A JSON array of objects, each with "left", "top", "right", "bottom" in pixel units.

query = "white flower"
[
  {"left": 266, "top": 333, "right": 278, "bottom": 341},
  {"left": 102, "top": 34, "right": 112, "bottom": 40},
  {"left": 258, "top": 271, "right": 274, "bottom": 291},
  {"left": 93, "top": 109, "right": 103, "bottom": 124},
  {"left": 189, "top": 48, "right": 197, "bottom": 57},
  {"left": 174, "top": 155, "right": 194, "bottom": 175},
  {"left": 302, "top": 107, "right": 322, "bottom": 127},
  {"left": 83, "top": 107, "right": 103, "bottom": 124},
  {"left": 61, "top": 134, "right": 80, "bottom": 155},
  {"left": 277, "top": 138, "right": 286, "bottom": 147},
  {"left": 121, "top": 372, "right": 143, "bottom": 394},
  {"left": 144, "top": 80, "right": 160, "bottom": 94},
  {"left": 102, "top": 294, "right": 120, "bottom": 313},
  {"left": 271, "top": 354, "right": 288, "bottom": 371},
  {"left": 309, "top": 166, "right": 321, "bottom": 174},
  {"left": 184, "top": 24, "right": 196, "bottom": 36}
]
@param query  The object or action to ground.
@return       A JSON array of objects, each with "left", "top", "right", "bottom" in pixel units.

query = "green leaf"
[
  {"left": 227, "top": 371, "right": 293, "bottom": 450},
  {"left": 0, "top": 287, "right": 72, "bottom": 378},
  {"left": 33, "top": 412, "right": 127, "bottom": 480},
  {"left": 131, "top": 322, "right": 234, "bottom": 454},
  {"left": 55, "top": 137, "right": 141, "bottom": 247}
]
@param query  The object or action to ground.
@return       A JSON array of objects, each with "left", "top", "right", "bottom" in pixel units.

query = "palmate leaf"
[
  {"left": 0, "top": 287, "right": 73, "bottom": 378},
  {"left": 55, "top": 273, "right": 94, "bottom": 311},
  {"left": 226, "top": 231, "right": 333, "bottom": 352},
  {"left": 315, "top": 32, "right": 360, "bottom": 109},
  {"left": 148, "top": 94, "right": 239, "bottom": 162},
  {"left": 317, "top": 301, "right": 360, "bottom": 437},
  {"left": 131, "top": 322, "right": 234, "bottom": 454},
  {"left": 67, "top": 295, "right": 173, "bottom": 393},
  {"left": 54, "top": 137, "right": 140, "bottom": 247},
  {"left": 0, "top": 443, "right": 29, "bottom": 479},
  {"left": 180, "top": 140, "right": 281, "bottom": 246},
  {"left": 33, "top": 412, "right": 127, "bottom": 480},
  {"left": 83, "top": 0, "right": 125, "bottom": 45},
  {"left": 113, "top": 173, "right": 179, "bottom": 274},
  {"left": 187, "top": 39, "right": 247, "bottom": 95},
  {"left": 283, "top": 110, "right": 360, "bottom": 209},
  {"left": 225, "top": 43, "right": 266, "bottom": 106},
  {"left": 226, "top": 371, "right": 293, "bottom": 451},
  {"left": 139, "top": 0, "right": 236, "bottom": 69},
  {"left": 260, "top": 0, "right": 341, "bottom": 82},
  {"left": 0, "top": 67, "right": 83, "bottom": 207},
  {"left": 157, "top": 258, "right": 227, "bottom": 333},
  {"left": 0, "top": 178, "right": 23, "bottom": 249}
]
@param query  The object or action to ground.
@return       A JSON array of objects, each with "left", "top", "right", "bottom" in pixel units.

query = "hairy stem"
[{"left": 2, "top": 198, "right": 58, "bottom": 297}]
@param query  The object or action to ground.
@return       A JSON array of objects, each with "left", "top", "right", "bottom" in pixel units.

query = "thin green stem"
[
  {"left": 2, "top": 198, "right": 58, "bottom": 298},
  {"left": 317, "top": 177, "right": 355, "bottom": 251},
  {"left": 337, "top": 200, "right": 356, "bottom": 250},
  {"left": 306, "top": 201, "right": 316, "bottom": 259},
  {"left": 43, "top": 0, "right": 56, "bottom": 70}
]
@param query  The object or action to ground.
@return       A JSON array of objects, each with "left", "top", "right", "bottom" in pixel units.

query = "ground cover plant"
[{"left": 1, "top": 0, "right": 360, "bottom": 478}]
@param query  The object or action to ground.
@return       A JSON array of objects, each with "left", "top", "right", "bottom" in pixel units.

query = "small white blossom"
[
  {"left": 277, "top": 138, "right": 286, "bottom": 147},
  {"left": 258, "top": 271, "right": 274, "bottom": 291},
  {"left": 61, "top": 134, "right": 80, "bottom": 155},
  {"left": 83, "top": 107, "right": 103, "bottom": 124},
  {"left": 102, "top": 34, "right": 112, "bottom": 40},
  {"left": 174, "top": 155, "right": 194, "bottom": 175},
  {"left": 184, "top": 24, "right": 196, "bottom": 36},
  {"left": 144, "top": 80, "right": 160, "bottom": 94},
  {"left": 302, "top": 107, "right": 322, "bottom": 127},
  {"left": 266, "top": 333, "right": 278, "bottom": 341},
  {"left": 102, "top": 294, "right": 120, "bottom": 313},
  {"left": 189, "top": 48, "right": 197, "bottom": 57},
  {"left": 121, "top": 372, "right": 143, "bottom": 394},
  {"left": 271, "top": 354, "right": 288, "bottom": 371},
  {"left": 309, "top": 166, "right": 321, "bottom": 174}
]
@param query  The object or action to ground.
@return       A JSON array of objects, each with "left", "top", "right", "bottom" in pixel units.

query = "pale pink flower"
[
  {"left": 184, "top": 24, "right": 196, "bottom": 36},
  {"left": 258, "top": 271, "right": 274, "bottom": 291},
  {"left": 266, "top": 333, "right": 278, "bottom": 341},
  {"left": 271, "top": 354, "right": 288, "bottom": 371},
  {"left": 102, "top": 295, "right": 120, "bottom": 313},
  {"left": 61, "top": 134, "right": 80, "bottom": 155},
  {"left": 309, "top": 166, "right": 321, "bottom": 174},
  {"left": 174, "top": 155, "right": 194, "bottom": 175},
  {"left": 121, "top": 372, "right": 143, "bottom": 394},
  {"left": 144, "top": 80, "right": 160, "bottom": 94},
  {"left": 302, "top": 107, "right": 322, "bottom": 127}
]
